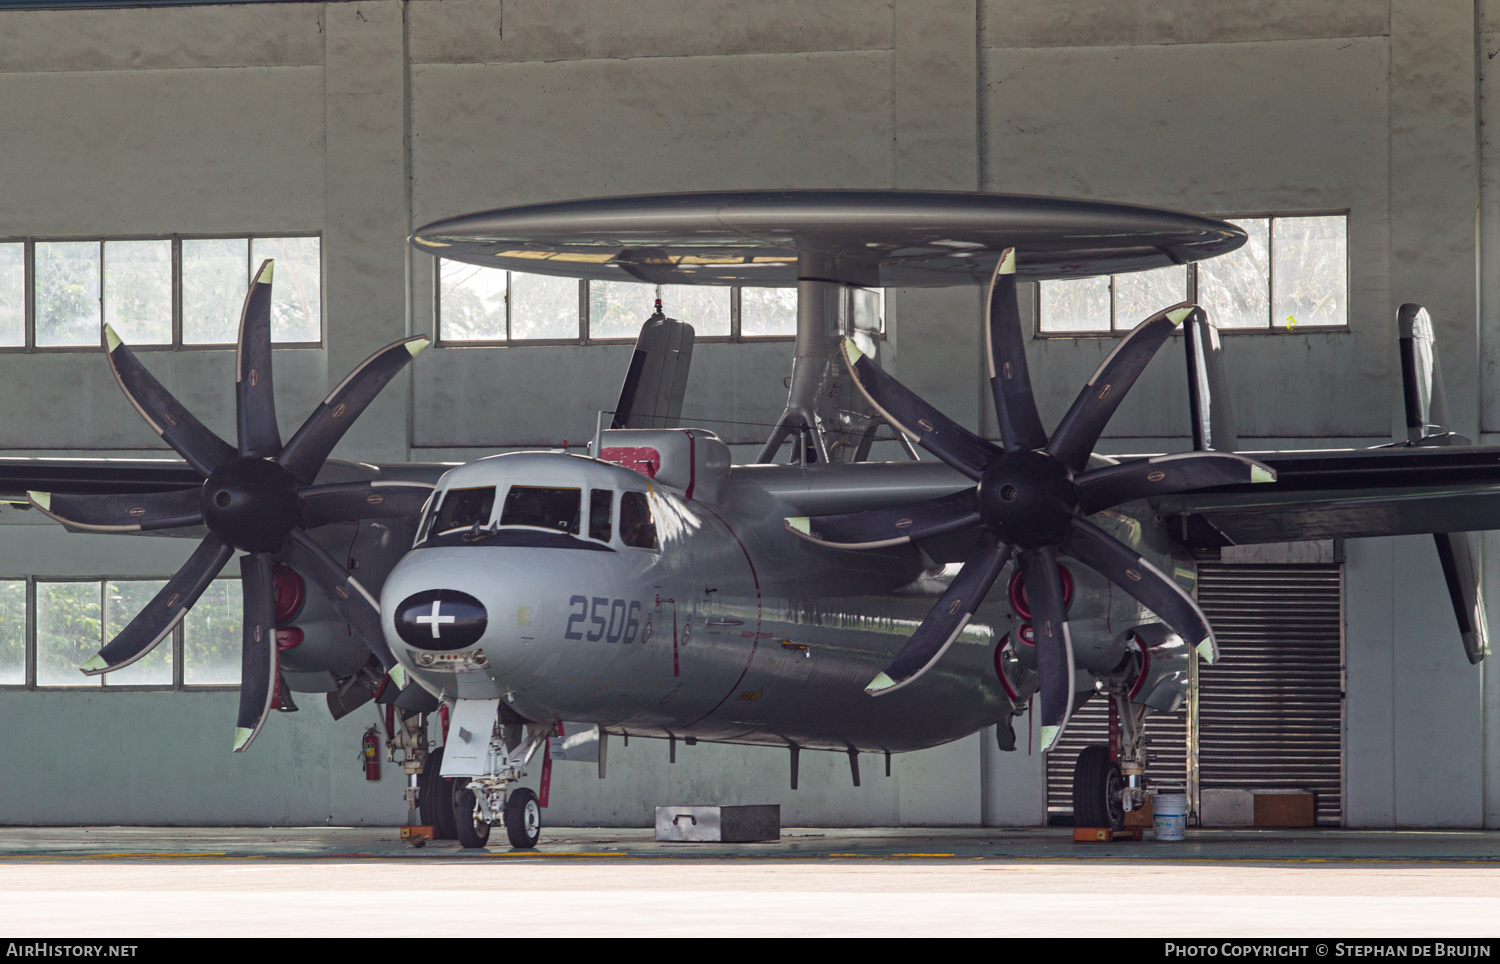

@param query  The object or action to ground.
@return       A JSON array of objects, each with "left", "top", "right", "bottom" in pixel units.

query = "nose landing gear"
[{"left": 451, "top": 714, "right": 550, "bottom": 850}]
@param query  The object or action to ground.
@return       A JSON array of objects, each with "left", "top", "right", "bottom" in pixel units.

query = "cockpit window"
[
  {"left": 431, "top": 486, "right": 497, "bottom": 535},
  {"left": 501, "top": 486, "right": 581, "bottom": 535},
  {"left": 619, "top": 491, "right": 657, "bottom": 549},
  {"left": 589, "top": 489, "right": 613, "bottom": 542}
]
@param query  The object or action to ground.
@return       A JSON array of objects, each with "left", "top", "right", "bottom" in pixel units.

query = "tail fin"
[
  {"left": 611, "top": 305, "right": 694, "bottom": 430},
  {"left": 1183, "top": 310, "right": 1239, "bottom": 452},
  {"left": 1398, "top": 303, "right": 1465, "bottom": 444},
  {"left": 1396, "top": 303, "right": 1488, "bottom": 664}
]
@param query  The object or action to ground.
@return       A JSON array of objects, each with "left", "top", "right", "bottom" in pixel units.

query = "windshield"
[
  {"left": 500, "top": 486, "right": 581, "bottom": 535},
  {"left": 429, "top": 486, "right": 496, "bottom": 536}
]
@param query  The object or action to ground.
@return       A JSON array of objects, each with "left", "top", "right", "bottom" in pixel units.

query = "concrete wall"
[{"left": 0, "top": 0, "right": 1494, "bottom": 828}]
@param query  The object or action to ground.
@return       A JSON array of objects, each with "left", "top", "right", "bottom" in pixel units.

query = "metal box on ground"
[{"left": 655, "top": 805, "right": 780, "bottom": 842}]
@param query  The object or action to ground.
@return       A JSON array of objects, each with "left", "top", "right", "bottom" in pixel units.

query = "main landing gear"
[{"left": 1071, "top": 688, "right": 1150, "bottom": 831}]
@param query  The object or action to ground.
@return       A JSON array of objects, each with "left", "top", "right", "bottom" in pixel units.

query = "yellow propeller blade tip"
[
  {"left": 785, "top": 517, "right": 811, "bottom": 535},
  {"left": 1167, "top": 306, "right": 1194, "bottom": 326},
  {"left": 1196, "top": 639, "right": 1218, "bottom": 663},
  {"left": 864, "top": 672, "right": 896, "bottom": 695},
  {"left": 27, "top": 491, "right": 50, "bottom": 511},
  {"left": 389, "top": 665, "right": 408, "bottom": 690},
  {"left": 232, "top": 727, "right": 255, "bottom": 752},
  {"left": 406, "top": 337, "right": 432, "bottom": 357},
  {"left": 998, "top": 248, "right": 1016, "bottom": 275},
  {"left": 1040, "top": 725, "right": 1061, "bottom": 752},
  {"left": 254, "top": 260, "right": 274, "bottom": 284},
  {"left": 1251, "top": 464, "right": 1276, "bottom": 484},
  {"left": 842, "top": 337, "right": 864, "bottom": 365},
  {"left": 103, "top": 324, "right": 122, "bottom": 352},
  {"left": 79, "top": 654, "right": 107, "bottom": 674}
]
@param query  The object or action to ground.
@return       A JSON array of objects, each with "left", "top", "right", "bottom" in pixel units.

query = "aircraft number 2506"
[{"left": 565, "top": 595, "right": 643, "bottom": 644}]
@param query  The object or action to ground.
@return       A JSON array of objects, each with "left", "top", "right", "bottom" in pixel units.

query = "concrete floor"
[{"left": 1, "top": 827, "right": 1498, "bottom": 936}]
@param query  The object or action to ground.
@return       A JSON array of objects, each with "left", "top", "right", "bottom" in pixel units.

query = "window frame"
[
  {"left": 0, "top": 574, "right": 243, "bottom": 692},
  {"left": 432, "top": 260, "right": 889, "bottom": 348},
  {"left": 0, "top": 233, "right": 324, "bottom": 353},
  {"left": 1033, "top": 211, "right": 1351, "bottom": 339}
]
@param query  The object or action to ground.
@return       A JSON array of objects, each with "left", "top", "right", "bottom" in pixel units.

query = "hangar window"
[
  {"left": 0, "top": 576, "right": 246, "bottom": 691},
  {"left": 435, "top": 260, "right": 878, "bottom": 345},
  {"left": 33, "top": 579, "right": 172, "bottom": 688},
  {"left": 0, "top": 235, "right": 321, "bottom": 349},
  {"left": 183, "top": 578, "right": 243, "bottom": 686},
  {"left": 1037, "top": 214, "right": 1347, "bottom": 335}
]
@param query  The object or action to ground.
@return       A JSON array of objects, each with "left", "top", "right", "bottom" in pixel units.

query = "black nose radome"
[{"left": 395, "top": 589, "right": 488, "bottom": 651}]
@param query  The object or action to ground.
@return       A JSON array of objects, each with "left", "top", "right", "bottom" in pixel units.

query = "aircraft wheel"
[
  {"left": 1072, "top": 745, "right": 1125, "bottom": 830},
  {"left": 453, "top": 783, "right": 491, "bottom": 849},
  {"left": 504, "top": 787, "right": 542, "bottom": 849},
  {"left": 419, "top": 746, "right": 459, "bottom": 840}
]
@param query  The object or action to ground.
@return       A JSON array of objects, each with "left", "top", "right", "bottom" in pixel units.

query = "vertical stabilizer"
[
  {"left": 1183, "top": 311, "right": 1239, "bottom": 452},
  {"left": 611, "top": 306, "right": 695, "bottom": 430},
  {"left": 1396, "top": 304, "right": 1488, "bottom": 664}
]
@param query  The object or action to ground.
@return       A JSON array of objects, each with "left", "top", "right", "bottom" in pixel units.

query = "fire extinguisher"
[{"left": 361, "top": 726, "right": 381, "bottom": 781}]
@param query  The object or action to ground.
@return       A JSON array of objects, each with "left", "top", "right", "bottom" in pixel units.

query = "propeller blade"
[
  {"left": 1061, "top": 515, "right": 1218, "bottom": 663},
  {"left": 104, "top": 325, "right": 237, "bottom": 477},
  {"left": 1047, "top": 304, "right": 1199, "bottom": 472},
  {"left": 1433, "top": 530, "right": 1492, "bottom": 665},
  {"left": 298, "top": 480, "right": 437, "bottom": 530},
  {"left": 785, "top": 488, "right": 980, "bottom": 549},
  {"left": 1074, "top": 451, "right": 1276, "bottom": 514},
  {"left": 1018, "top": 546, "right": 1076, "bottom": 752},
  {"left": 81, "top": 534, "right": 234, "bottom": 675},
  {"left": 985, "top": 249, "right": 1049, "bottom": 452},
  {"left": 865, "top": 533, "right": 1011, "bottom": 695},
  {"left": 28, "top": 487, "right": 202, "bottom": 533},
  {"left": 233, "top": 552, "right": 278, "bottom": 752},
  {"left": 277, "top": 336, "right": 431, "bottom": 485},
  {"left": 841, "top": 339, "right": 1000, "bottom": 480},
  {"left": 281, "top": 528, "right": 402, "bottom": 681},
  {"left": 236, "top": 260, "right": 281, "bottom": 459}
]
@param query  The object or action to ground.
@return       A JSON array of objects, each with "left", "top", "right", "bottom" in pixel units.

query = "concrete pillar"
[
  {"left": 888, "top": 0, "right": 984, "bottom": 433},
  {"left": 323, "top": 1, "right": 413, "bottom": 464}
]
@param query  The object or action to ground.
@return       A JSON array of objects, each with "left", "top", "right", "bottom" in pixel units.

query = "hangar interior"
[{"left": 0, "top": 0, "right": 1495, "bottom": 830}]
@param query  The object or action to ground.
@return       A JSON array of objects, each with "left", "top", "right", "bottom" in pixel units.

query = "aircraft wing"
[{"left": 1154, "top": 445, "right": 1500, "bottom": 547}]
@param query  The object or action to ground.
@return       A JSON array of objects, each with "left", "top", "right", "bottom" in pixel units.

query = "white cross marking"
[{"left": 415, "top": 600, "right": 457, "bottom": 639}]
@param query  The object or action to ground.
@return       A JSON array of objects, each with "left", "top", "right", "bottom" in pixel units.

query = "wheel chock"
[
  {"left": 401, "top": 825, "right": 435, "bottom": 847},
  {"left": 1074, "top": 827, "right": 1113, "bottom": 842}
]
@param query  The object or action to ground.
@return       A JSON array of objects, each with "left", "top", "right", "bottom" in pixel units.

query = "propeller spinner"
[
  {"left": 786, "top": 249, "right": 1276, "bottom": 751},
  {"left": 27, "top": 260, "right": 433, "bottom": 752}
]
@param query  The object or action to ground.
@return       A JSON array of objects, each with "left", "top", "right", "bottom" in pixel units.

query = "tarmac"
[{"left": 0, "top": 826, "right": 1497, "bottom": 937}]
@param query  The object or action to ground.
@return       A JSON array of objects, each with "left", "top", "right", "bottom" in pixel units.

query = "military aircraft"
[{"left": 11, "top": 191, "right": 1496, "bottom": 849}]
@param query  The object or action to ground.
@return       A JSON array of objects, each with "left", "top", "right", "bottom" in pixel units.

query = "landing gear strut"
[
  {"left": 1072, "top": 687, "right": 1150, "bottom": 830},
  {"left": 452, "top": 711, "right": 550, "bottom": 850}
]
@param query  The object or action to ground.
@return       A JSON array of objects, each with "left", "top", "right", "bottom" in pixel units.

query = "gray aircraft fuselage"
[{"left": 382, "top": 449, "right": 1189, "bottom": 753}]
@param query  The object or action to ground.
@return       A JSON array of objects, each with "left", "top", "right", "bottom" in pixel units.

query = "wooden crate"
[{"left": 1253, "top": 791, "right": 1315, "bottom": 827}]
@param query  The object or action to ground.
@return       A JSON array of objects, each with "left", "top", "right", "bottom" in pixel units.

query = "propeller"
[
  {"left": 27, "top": 260, "right": 433, "bottom": 752},
  {"left": 785, "top": 249, "right": 1276, "bottom": 751}
]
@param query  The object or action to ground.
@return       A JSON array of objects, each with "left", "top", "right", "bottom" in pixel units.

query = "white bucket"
[{"left": 1153, "top": 793, "right": 1188, "bottom": 841}]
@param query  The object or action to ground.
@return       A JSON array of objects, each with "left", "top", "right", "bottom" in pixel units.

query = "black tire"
[
  {"left": 419, "top": 747, "right": 459, "bottom": 840},
  {"left": 504, "top": 786, "right": 541, "bottom": 849},
  {"left": 453, "top": 783, "right": 491, "bottom": 849},
  {"left": 1072, "top": 745, "right": 1125, "bottom": 830}
]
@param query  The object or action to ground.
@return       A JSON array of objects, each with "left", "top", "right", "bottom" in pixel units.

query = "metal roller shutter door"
[
  {"left": 1045, "top": 563, "right": 1343, "bottom": 825},
  {"left": 1196, "top": 563, "right": 1344, "bottom": 826}
]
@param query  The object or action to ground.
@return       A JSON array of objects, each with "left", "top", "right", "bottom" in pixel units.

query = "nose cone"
[{"left": 393, "top": 589, "right": 487, "bottom": 651}]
